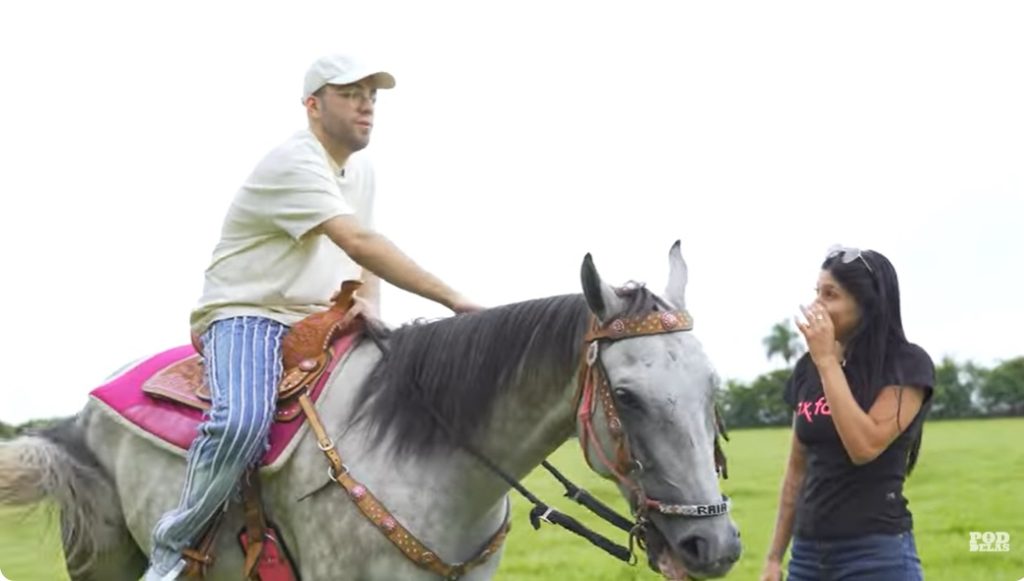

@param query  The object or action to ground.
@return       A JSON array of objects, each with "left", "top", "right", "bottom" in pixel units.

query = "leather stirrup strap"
[
  {"left": 241, "top": 471, "right": 268, "bottom": 579},
  {"left": 182, "top": 511, "right": 224, "bottom": 578}
]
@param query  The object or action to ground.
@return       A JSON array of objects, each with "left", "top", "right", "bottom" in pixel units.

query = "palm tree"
[{"left": 763, "top": 320, "right": 804, "bottom": 365}]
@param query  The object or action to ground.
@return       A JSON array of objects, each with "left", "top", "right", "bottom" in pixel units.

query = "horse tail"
[{"left": 0, "top": 417, "right": 124, "bottom": 577}]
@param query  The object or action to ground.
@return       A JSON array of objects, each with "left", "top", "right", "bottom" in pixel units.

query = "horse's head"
[{"left": 576, "top": 241, "right": 741, "bottom": 580}]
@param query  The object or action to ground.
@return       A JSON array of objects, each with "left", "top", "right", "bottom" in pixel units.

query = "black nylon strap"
[
  {"left": 528, "top": 505, "right": 633, "bottom": 563},
  {"left": 421, "top": 405, "right": 637, "bottom": 564},
  {"left": 541, "top": 460, "right": 634, "bottom": 533}
]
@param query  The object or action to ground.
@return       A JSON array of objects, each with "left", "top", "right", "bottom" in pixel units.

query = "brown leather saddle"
[{"left": 143, "top": 280, "right": 366, "bottom": 423}]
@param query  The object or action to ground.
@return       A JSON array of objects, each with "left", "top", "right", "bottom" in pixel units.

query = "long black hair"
[{"left": 822, "top": 248, "right": 925, "bottom": 473}]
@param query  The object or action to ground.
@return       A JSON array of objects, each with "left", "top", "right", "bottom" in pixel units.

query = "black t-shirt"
[{"left": 783, "top": 343, "right": 935, "bottom": 540}]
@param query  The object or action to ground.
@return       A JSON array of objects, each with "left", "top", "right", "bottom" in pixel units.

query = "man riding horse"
[{"left": 145, "top": 52, "right": 482, "bottom": 580}]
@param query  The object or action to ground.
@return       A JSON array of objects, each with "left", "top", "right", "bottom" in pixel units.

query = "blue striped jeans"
[{"left": 145, "top": 316, "right": 287, "bottom": 579}]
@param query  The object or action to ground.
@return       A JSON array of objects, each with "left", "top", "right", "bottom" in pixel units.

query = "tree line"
[{"left": 718, "top": 320, "right": 1024, "bottom": 429}]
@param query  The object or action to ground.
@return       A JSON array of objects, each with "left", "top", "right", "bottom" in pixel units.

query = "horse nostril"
[{"left": 678, "top": 535, "right": 708, "bottom": 564}]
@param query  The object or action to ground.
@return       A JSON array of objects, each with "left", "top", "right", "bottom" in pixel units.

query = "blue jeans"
[
  {"left": 788, "top": 532, "right": 923, "bottom": 580},
  {"left": 146, "top": 316, "right": 287, "bottom": 579}
]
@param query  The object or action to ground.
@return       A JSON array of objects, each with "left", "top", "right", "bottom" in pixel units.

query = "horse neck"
[
  {"left": 361, "top": 296, "right": 590, "bottom": 500},
  {"left": 469, "top": 374, "right": 580, "bottom": 492},
  {"left": 320, "top": 340, "right": 582, "bottom": 565},
  {"left": 438, "top": 319, "right": 586, "bottom": 509},
  {"left": 398, "top": 372, "right": 580, "bottom": 549},
  {"left": 370, "top": 373, "right": 579, "bottom": 519}
]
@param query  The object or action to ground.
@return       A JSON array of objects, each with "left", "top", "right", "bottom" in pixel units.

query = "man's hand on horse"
[{"left": 448, "top": 294, "right": 485, "bottom": 315}]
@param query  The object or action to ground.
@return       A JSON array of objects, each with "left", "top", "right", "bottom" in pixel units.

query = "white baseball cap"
[{"left": 301, "top": 53, "right": 397, "bottom": 103}]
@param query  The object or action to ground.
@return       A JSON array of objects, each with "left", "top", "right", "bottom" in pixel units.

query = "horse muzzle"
[{"left": 642, "top": 516, "right": 741, "bottom": 580}]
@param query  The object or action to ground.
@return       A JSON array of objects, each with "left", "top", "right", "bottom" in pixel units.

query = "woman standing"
[{"left": 762, "top": 246, "right": 935, "bottom": 580}]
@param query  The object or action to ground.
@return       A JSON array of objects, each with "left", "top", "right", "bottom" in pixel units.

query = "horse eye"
[{"left": 613, "top": 388, "right": 642, "bottom": 410}]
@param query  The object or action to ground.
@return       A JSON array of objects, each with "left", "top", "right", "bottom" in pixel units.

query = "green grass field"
[
  {"left": 0, "top": 502, "right": 70, "bottom": 581},
  {"left": 1, "top": 418, "right": 1021, "bottom": 580}
]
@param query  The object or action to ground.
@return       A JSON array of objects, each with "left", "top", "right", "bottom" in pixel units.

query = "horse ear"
[
  {"left": 581, "top": 253, "right": 624, "bottom": 323},
  {"left": 665, "top": 240, "right": 688, "bottom": 310}
]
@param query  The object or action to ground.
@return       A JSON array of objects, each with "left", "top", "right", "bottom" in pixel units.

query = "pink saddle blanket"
[{"left": 90, "top": 333, "right": 359, "bottom": 466}]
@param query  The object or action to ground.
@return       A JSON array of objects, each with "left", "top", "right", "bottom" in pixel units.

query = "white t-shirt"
[{"left": 190, "top": 129, "right": 374, "bottom": 335}]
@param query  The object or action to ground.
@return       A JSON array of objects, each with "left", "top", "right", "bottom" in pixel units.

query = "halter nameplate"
[{"left": 649, "top": 496, "right": 731, "bottom": 517}]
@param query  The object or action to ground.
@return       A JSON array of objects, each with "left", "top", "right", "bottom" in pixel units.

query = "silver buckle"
[
  {"left": 327, "top": 463, "right": 350, "bottom": 481},
  {"left": 538, "top": 507, "right": 554, "bottom": 524}
]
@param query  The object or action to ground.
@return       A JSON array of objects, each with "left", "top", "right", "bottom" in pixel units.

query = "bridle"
[
  {"left": 574, "top": 308, "right": 731, "bottom": 531},
  {"left": 302, "top": 305, "right": 731, "bottom": 578}
]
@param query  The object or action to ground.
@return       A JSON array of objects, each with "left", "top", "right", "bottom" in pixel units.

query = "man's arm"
[{"left": 320, "top": 215, "right": 481, "bottom": 313}]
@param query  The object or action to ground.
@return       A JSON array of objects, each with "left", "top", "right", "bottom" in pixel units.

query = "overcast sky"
[{"left": 1, "top": 1, "right": 1021, "bottom": 424}]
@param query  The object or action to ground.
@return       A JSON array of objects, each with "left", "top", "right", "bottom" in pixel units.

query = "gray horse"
[{"left": 0, "top": 242, "right": 740, "bottom": 580}]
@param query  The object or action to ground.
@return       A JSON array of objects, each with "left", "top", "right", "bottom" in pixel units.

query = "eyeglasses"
[{"left": 826, "top": 244, "right": 874, "bottom": 274}]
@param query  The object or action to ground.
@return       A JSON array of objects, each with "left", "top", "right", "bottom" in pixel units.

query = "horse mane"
[{"left": 350, "top": 284, "right": 668, "bottom": 458}]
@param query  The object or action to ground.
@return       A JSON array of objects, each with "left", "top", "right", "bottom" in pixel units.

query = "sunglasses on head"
[{"left": 826, "top": 244, "right": 874, "bottom": 274}]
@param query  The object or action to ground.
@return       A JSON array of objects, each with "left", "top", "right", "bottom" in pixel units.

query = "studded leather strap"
[
  {"left": 298, "top": 393, "right": 510, "bottom": 579},
  {"left": 584, "top": 309, "right": 693, "bottom": 342}
]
